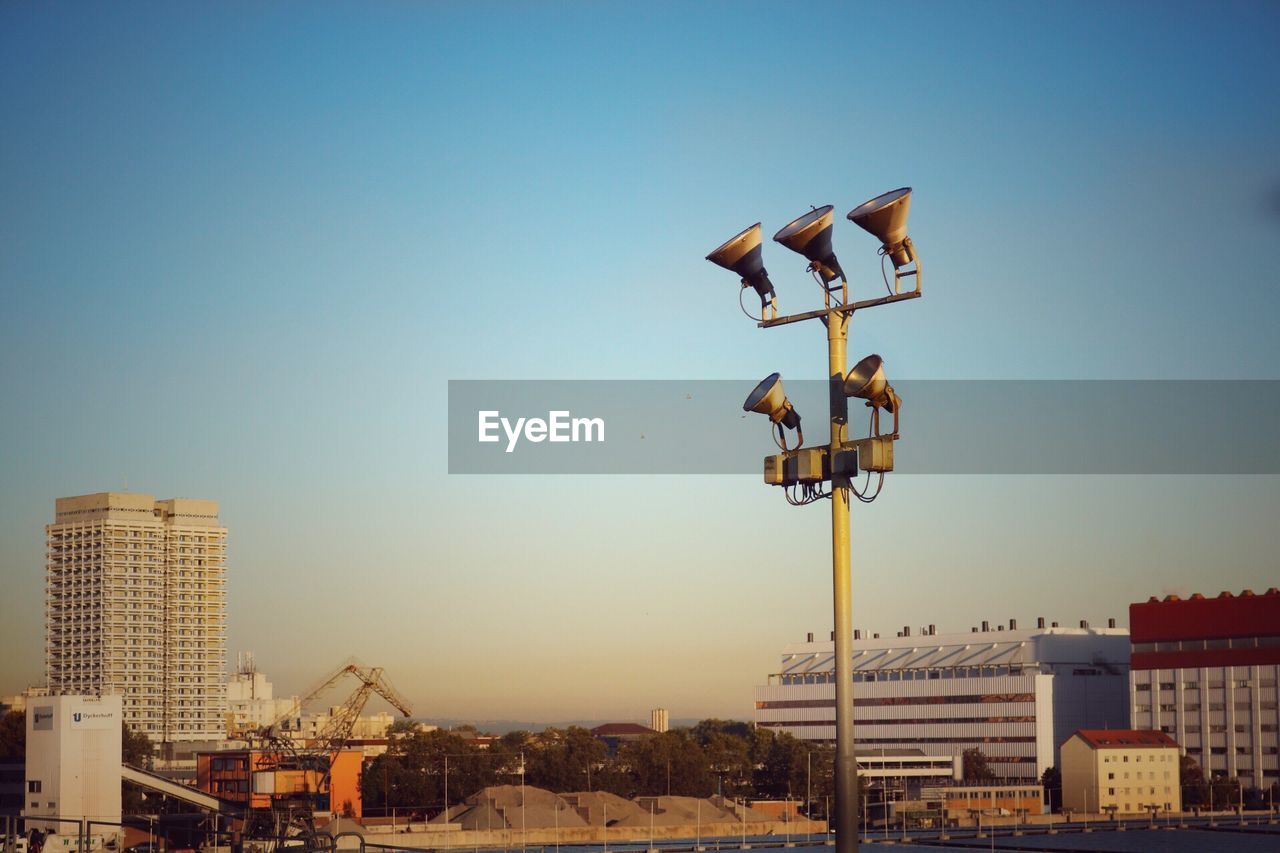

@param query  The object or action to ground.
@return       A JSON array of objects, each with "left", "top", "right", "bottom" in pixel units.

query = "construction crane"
[{"left": 244, "top": 658, "right": 413, "bottom": 847}]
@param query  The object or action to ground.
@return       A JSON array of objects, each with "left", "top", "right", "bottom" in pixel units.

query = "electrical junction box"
[
  {"left": 858, "top": 437, "right": 894, "bottom": 472},
  {"left": 831, "top": 446, "right": 859, "bottom": 476},
  {"left": 763, "top": 454, "right": 786, "bottom": 486},
  {"left": 793, "top": 447, "right": 829, "bottom": 482}
]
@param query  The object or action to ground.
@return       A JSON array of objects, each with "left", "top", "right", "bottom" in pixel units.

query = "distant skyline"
[{"left": 2, "top": 2, "right": 1278, "bottom": 721}]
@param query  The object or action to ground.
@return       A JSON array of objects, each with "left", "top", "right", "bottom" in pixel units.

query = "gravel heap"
[{"left": 435, "top": 786, "right": 775, "bottom": 830}]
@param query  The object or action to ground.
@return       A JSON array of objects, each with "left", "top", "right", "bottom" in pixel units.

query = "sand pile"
[
  {"left": 609, "top": 796, "right": 766, "bottom": 828},
  {"left": 434, "top": 787, "right": 776, "bottom": 831},
  {"left": 439, "top": 784, "right": 588, "bottom": 830}
]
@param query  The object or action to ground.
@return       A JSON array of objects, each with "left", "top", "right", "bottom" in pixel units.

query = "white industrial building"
[
  {"left": 755, "top": 619, "right": 1130, "bottom": 781},
  {"left": 24, "top": 695, "right": 122, "bottom": 836}
]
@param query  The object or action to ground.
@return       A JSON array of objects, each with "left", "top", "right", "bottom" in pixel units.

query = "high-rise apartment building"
[
  {"left": 650, "top": 707, "right": 669, "bottom": 733},
  {"left": 1128, "top": 588, "right": 1280, "bottom": 791},
  {"left": 45, "top": 492, "right": 227, "bottom": 745}
]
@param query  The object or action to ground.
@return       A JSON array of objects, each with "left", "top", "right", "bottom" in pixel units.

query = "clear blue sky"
[{"left": 2, "top": 2, "right": 1278, "bottom": 721}]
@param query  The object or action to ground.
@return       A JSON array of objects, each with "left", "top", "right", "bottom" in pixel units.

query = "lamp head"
[
  {"left": 847, "top": 187, "right": 913, "bottom": 267},
  {"left": 844, "top": 353, "right": 900, "bottom": 412},
  {"left": 706, "top": 223, "right": 776, "bottom": 306},
  {"left": 772, "top": 205, "right": 845, "bottom": 283},
  {"left": 744, "top": 372, "right": 801, "bottom": 430}
]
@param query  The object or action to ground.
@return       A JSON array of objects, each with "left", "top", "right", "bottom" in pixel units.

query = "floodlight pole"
[
  {"left": 759, "top": 290, "right": 919, "bottom": 853},
  {"left": 826, "top": 310, "right": 859, "bottom": 853}
]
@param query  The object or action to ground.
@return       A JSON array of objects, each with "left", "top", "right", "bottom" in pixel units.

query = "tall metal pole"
[{"left": 827, "top": 311, "right": 859, "bottom": 853}]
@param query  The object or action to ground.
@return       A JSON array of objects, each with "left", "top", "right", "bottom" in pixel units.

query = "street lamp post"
[{"left": 707, "top": 189, "right": 922, "bottom": 853}]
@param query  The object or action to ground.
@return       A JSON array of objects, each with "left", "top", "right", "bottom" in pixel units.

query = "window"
[{"left": 27, "top": 781, "right": 41, "bottom": 793}]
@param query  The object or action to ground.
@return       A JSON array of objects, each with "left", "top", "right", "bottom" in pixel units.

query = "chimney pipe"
[
  {"left": 807, "top": 632, "right": 814, "bottom": 643},
  {"left": 1009, "top": 618, "right": 1017, "bottom": 630},
  {"left": 971, "top": 627, "right": 978, "bottom": 633},
  {"left": 903, "top": 626, "right": 911, "bottom": 637},
  {"left": 981, "top": 620, "right": 990, "bottom": 632},
  {"left": 854, "top": 629, "right": 862, "bottom": 640},
  {"left": 830, "top": 631, "right": 835, "bottom": 641},
  {"left": 1051, "top": 621, "right": 1059, "bottom": 628},
  {"left": 1080, "top": 619, "right": 1089, "bottom": 629},
  {"left": 928, "top": 624, "right": 936, "bottom": 636},
  {"left": 1037, "top": 617, "right": 1045, "bottom": 629},
  {"left": 1108, "top": 618, "right": 1116, "bottom": 628},
  {"left": 873, "top": 633, "right": 880, "bottom": 639},
  {"left": 997, "top": 625, "right": 1005, "bottom": 631}
]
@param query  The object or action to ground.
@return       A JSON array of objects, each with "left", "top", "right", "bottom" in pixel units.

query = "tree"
[
  {"left": 1179, "top": 755, "right": 1209, "bottom": 807},
  {"left": 121, "top": 723, "right": 154, "bottom": 814},
  {"left": 122, "top": 723, "right": 154, "bottom": 769},
  {"left": 361, "top": 729, "right": 496, "bottom": 815},
  {"left": 753, "top": 731, "right": 810, "bottom": 800},
  {"left": 962, "top": 748, "right": 996, "bottom": 783},
  {"left": 691, "top": 720, "right": 754, "bottom": 798},
  {"left": 619, "top": 730, "right": 710, "bottom": 797},
  {"left": 1040, "top": 766, "right": 1061, "bottom": 812},
  {"left": 0, "top": 710, "right": 25, "bottom": 760},
  {"left": 1209, "top": 773, "right": 1241, "bottom": 811},
  {"left": 525, "top": 727, "right": 608, "bottom": 793}
]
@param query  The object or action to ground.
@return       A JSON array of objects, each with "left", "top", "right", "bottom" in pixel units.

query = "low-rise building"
[
  {"left": 1060, "top": 729, "right": 1180, "bottom": 816},
  {"left": 196, "top": 748, "right": 363, "bottom": 819}
]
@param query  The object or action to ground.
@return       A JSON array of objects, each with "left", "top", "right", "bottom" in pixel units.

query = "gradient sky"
[{"left": 2, "top": 2, "right": 1278, "bottom": 723}]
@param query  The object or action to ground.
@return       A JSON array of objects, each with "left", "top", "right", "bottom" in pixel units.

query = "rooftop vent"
[
  {"left": 1218, "top": 590, "right": 1234, "bottom": 598},
  {"left": 1190, "top": 593, "right": 1205, "bottom": 600},
  {"left": 1037, "top": 616, "right": 1045, "bottom": 629},
  {"left": 1164, "top": 594, "right": 1180, "bottom": 602},
  {"left": 1052, "top": 621, "right": 1059, "bottom": 628},
  {"left": 1080, "top": 619, "right": 1089, "bottom": 629},
  {"left": 1241, "top": 589, "right": 1255, "bottom": 597}
]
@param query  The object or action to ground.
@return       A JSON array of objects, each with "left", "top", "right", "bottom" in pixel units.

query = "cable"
[
  {"left": 738, "top": 284, "right": 763, "bottom": 322},
  {"left": 880, "top": 252, "right": 895, "bottom": 296}
]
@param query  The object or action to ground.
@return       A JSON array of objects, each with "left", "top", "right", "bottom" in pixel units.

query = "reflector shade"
[
  {"left": 772, "top": 205, "right": 845, "bottom": 283},
  {"left": 847, "top": 188, "right": 913, "bottom": 267}
]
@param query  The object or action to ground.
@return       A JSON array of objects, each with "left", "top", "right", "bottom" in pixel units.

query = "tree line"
[{"left": 361, "top": 720, "right": 835, "bottom": 816}]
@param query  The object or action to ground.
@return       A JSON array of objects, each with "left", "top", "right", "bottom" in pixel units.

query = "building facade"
[
  {"left": 1128, "top": 588, "right": 1280, "bottom": 791},
  {"left": 1060, "top": 729, "right": 1181, "bottom": 815},
  {"left": 754, "top": 621, "right": 1130, "bottom": 781},
  {"left": 45, "top": 492, "right": 227, "bottom": 745}
]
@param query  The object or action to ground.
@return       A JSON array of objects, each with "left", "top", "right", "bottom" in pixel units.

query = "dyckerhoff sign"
[{"left": 71, "top": 709, "right": 117, "bottom": 729}]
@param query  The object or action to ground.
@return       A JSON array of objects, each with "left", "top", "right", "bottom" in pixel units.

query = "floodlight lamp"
[
  {"left": 844, "top": 354, "right": 901, "bottom": 437},
  {"left": 773, "top": 205, "right": 845, "bottom": 284},
  {"left": 706, "top": 223, "right": 777, "bottom": 315},
  {"left": 744, "top": 372, "right": 803, "bottom": 450},
  {"left": 847, "top": 187, "right": 921, "bottom": 293}
]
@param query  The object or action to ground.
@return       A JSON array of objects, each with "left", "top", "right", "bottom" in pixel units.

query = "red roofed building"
[
  {"left": 590, "top": 723, "right": 655, "bottom": 754},
  {"left": 1060, "top": 729, "right": 1180, "bottom": 816},
  {"left": 1128, "top": 588, "right": 1280, "bottom": 792}
]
